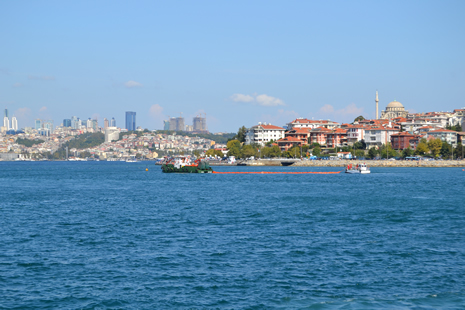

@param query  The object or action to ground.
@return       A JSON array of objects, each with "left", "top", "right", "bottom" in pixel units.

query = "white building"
[
  {"left": 287, "top": 118, "right": 339, "bottom": 130},
  {"left": 426, "top": 129, "right": 458, "bottom": 146},
  {"left": 3, "top": 117, "right": 9, "bottom": 130},
  {"left": 364, "top": 126, "right": 399, "bottom": 148},
  {"left": 245, "top": 122, "right": 285, "bottom": 146},
  {"left": 11, "top": 116, "right": 18, "bottom": 131},
  {"left": 105, "top": 127, "right": 120, "bottom": 143}
]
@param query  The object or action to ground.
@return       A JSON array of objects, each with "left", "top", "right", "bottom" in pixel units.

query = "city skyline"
[{"left": 1, "top": 1, "right": 464, "bottom": 132}]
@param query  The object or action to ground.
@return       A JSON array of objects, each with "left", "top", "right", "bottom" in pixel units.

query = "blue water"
[{"left": 1, "top": 162, "right": 464, "bottom": 309}]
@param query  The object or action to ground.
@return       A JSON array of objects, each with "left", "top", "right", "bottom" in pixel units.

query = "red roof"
[
  {"left": 277, "top": 136, "right": 305, "bottom": 142},
  {"left": 428, "top": 129, "right": 457, "bottom": 133},
  {"left": 252, "top": 124, "right": 285, "bottom": 130}
]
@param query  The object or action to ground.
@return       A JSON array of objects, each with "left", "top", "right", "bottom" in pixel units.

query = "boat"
[
  {"left": 161, "top": 156, "right": 213, "bottom": 173},
  {"left": 345, "top": 163, "right": 370, "bottom": 174}
]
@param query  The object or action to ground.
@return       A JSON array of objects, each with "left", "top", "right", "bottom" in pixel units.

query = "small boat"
[
  {"left": 161, "top": 156, "right": 213, "bottom": 173},
  {"left": 345, "top": 163, "right": 370, "bottom": 174}
]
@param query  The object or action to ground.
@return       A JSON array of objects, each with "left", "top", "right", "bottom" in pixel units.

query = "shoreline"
[{"left": 235, "top": 159, "right": 465, "bottom": 168}]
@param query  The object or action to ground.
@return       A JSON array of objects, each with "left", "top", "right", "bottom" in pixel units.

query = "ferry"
[
  {"left": 345, "top": 163, "right": 370, "bottom": 174},
  {"left": 161, "top": 156, "right": 213, "bottom": 173}
]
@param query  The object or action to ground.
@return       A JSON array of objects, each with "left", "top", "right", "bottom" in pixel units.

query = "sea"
[{"left": 1, "top": 162, "right": 464, "bottom": 309}]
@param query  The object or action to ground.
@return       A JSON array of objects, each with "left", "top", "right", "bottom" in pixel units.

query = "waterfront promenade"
[{"left": 238, "top": 159, "right": 465, "bottom": 168}]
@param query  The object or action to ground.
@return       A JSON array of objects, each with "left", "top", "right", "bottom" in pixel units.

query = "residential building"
[
  {"left": 390, "top": 132, "right": 418, "bottom": 150},
  {"left": 125, "top": 112, "right": 136, "bottom": 131},
  {"left": 277, "top": 136, "right": 306, "bottom": 151},
  {"left": 364, "top": 126, "right": 399, "bottom": 148},
  {"left": 426, "top": 129, "right": 458, "bottom": 146},
  {"left": 193, "top": 116, "right": 207, "bottom": 132},
  {"left": 309, "top": 127, "right": 332, "bottom": 146},
  {"left": 245, "top": 122, "right": 285, "bottom": 146},
  {"left": 287, "top": 118, "right": 340, "bottom": 130}
]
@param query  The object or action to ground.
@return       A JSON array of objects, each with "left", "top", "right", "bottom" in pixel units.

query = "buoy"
[{"left": 146, "top": 168, "right": 149, "bottom": 171}]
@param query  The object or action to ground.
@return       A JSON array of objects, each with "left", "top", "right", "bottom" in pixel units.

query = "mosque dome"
[{"left": 386, "top": 100, "right": 404, "bottom": 109}]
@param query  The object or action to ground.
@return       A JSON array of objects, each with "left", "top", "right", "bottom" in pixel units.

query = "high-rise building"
[
  {"left": 105, "top": 127, "right": 120, "bottom": 143},
  {"left": 3, "top": 116, "right": 10, "bottom": 129},
  {"left": 110, "top": 117, "right": 116, "bottom": 127},
  {"left": 35, "top": 119, "right": 42, "bottom": 130},
  {"left": 43, "top": 120, "right": 54, "bottom": 131},
  {"left": 193, "top": 115, "right": 207, "bottom": 132},
  {"left": 71, "top": 116, "right": 79, "bottom": 129},
  {"left": 163, "top": 120, "right": 170, "bottom": 130},
  {"left": 104, "top": 118, "right": 109, "bottom": 129},
  {"left": 86, "top": 118, "right": 92, "bottom": 128},
  {"left": 11, "top": 116, "right": 18, "bottom": 131},
  {"left": 4, "top": 109, "right": 8, "bottom": 118},
  {"left": 63, "top": 119, "right": 71, "bottom": 127},
  {"left": 176, "top": 117, "right": 185, "bottom": 131},
  {"left": 125, "top": 111, "right": 136, "bottom": 131},
  {"left": 169, "top": 117, "right": 177, "bottom": 131},
  {"left": 92, "top": 119, "right": 98, "bottom": 131}
]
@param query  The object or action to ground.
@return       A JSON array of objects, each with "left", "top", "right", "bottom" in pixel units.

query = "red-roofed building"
[
  {"left": 287, "top": 118, "right": 339, "bottom": 130},
  {"left": 245, "top": 122, "right": 286, "bottom": 146},
  {"left": 426, "top": 129, "right": 458, "bottom": 145},
  {"left": 309, "top": 127, "right": 332, "bottom": 146},
  {"left": 277, "top": 136, "right": 306, "bottom": 151},
  {"left": 326, "top": 128, "right": 348, "bottom": 148},
  {"left": 390, "top": 132, "right": 419, "bottom": 150}
]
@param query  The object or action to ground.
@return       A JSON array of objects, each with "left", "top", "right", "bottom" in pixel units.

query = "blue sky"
[{"left": 1, "top": 0, "right": 464, "bottom": 132}]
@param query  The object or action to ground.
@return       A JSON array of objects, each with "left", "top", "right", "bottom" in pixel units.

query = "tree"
[
  {"left": 265, "top": 139, "right": 275, "bottom": 147},
  {"left": 379, "top": 143, "right": 396, "bottom": 158},
  {"left": 235, "top": 126, "right": 247, "bottom": 143},
  {"left": 354, "top": 149, "right": 365, "bottom": 158},
  {"left": 440, "top": 141, "right": 452, "bottom": 158},
  {"left": 401, "top": 147, "right": 414, "bottom": 158},
  {"left": 368, "top": 147, "right": 379, "bottom": 159},
  {"left": 454, "top": 143, "right": 464, "bottom": 159},
  {"left": 227, "top": 147, "right": 241, "bottom": 158},
  {"left": 454, "top": 123, "right": 463, "bottom": 132},
  {"left": 262, "top": 145, "right": 281, "bottom": 158},
  {"left": 227, "top": 139, "right": 241, "bottom": 150},
  {"left": 353, "top": 115, "right": 365, "bottom": 123},
  {"left": 240, "top": 145, "right": 257, "bottom": 158},
  {"left": 313, "top": 145, "right": 321, "bottom": 156},
  {"left": 193, "top": 150, "right": 201, "bottom": 158},
  {"left": 205, "top": 149, "right": 223, "bottom": 157},
  {"left": 427, "top": 138, "right": 442, "bottom": 158},
  {"left": 415, "top": 142, "right": 429, "bottom": 156},
  {"left": 353, "top": 139, "right": 366, "bottom": 150}
]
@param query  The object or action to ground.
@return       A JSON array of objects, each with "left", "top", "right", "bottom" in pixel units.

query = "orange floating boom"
[{"left": 212, "top": 171, "right": 342, "bottom": 174}]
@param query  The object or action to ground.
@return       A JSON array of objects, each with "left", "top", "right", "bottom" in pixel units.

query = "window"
[{"left": 371, "top": 137, "right": 376, "bottom": 141}]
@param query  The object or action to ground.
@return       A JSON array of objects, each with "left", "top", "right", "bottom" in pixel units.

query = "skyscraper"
[
  {"left": 71, "top": 116, "right": 78, "bottom": 129},
  {"left": 103, "top": 118, "right": 109, "bottom": 129},
  {"left": 35, "top": 119, "right": 42, "bottom": 130},
  {"left": 63, "top": 119, "right": 72, "bottom": 127},
  {"left": 125, "top": 112, "right": 136, "bottom": 131},
  {"left": 3, "top": 116, "right": 10, "bottom": 129},
  {"left": 86, "top": 118, "right": 92, "bottom": 128},
  {"left": 4, "top": 109, "right": 8, "bottom": 118},
  {"left": 110, "top": 117, "right": 116, "bottom": 127},
  {"left": 11, "top": 116, "right": 18, "bottom": 131}
]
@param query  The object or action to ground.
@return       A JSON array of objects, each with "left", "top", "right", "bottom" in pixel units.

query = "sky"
[{"left": 1, "top": 0, "right": 464, "bottom": 132}]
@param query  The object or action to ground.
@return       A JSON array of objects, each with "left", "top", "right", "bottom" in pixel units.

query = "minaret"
[{"left": 375, "top": 91, "right": 379, "bottom": 120}]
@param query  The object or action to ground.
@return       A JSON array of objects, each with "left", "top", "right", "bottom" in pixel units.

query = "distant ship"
[{"left": 161, "top": 156, "right": 213, "bottom": 173}]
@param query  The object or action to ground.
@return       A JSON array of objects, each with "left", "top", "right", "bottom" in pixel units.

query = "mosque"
[{"left": 375, "top": 91, "right": 408, "bottom": 119}]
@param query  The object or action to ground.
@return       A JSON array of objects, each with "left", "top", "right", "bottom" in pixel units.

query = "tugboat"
[
  {"left": 161, "top": 156, "right": 213, "bottom": 173},
  {"left": 345, "top": 163, "right": 370, "bottom": 174}
]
